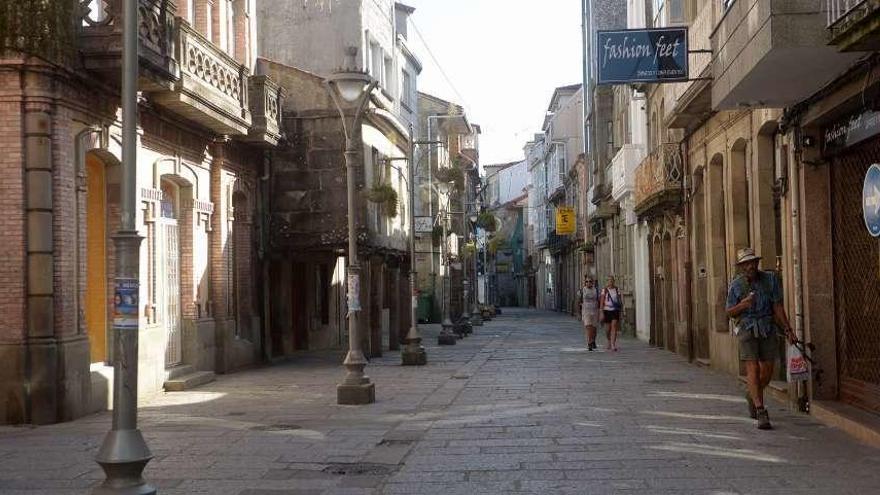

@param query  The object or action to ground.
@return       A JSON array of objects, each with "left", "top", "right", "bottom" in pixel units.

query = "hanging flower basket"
[
  {"left": 476, "top": 211, "right": 497, "bottom": 232},
  {"left": 365, "top": 183, "right": 398, "bottom": 218},
  {"left": 433, "top": 165, "right": 464, "bottom": 189}
]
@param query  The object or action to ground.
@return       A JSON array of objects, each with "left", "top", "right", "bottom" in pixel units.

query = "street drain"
[
  {"left": 645, "top": 379, "right": 687, "bottom": 385},
  {"left": 250, "top": 424, "right": 302, "bottom": 431},
  {"left": 322, "top": 463, "right": 397, "bottom": 476}
]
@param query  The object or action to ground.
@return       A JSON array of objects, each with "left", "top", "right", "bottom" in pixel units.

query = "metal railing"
[
  {"left": 633, "top": 143, "right": 683, "bottom": 212},
  {"left": 827, "top": 0, "right": 869, "bottom": 27}
]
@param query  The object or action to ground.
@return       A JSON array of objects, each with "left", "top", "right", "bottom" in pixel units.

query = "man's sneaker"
[
  {"left": 756, "top": 407, "right": 772, "bottom": 430},
  {"left": 746, "top": 392, "right": 757, "bottom": 419}
]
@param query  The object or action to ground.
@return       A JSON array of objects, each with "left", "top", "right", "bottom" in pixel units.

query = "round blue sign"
[{"left": 864, "top": 163, "right": 880, "bottom": 238}]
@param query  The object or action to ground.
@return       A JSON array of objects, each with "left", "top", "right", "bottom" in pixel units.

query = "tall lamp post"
[
  {"left": 468, "top": 212, "right": 482, "bottom": 326},
  {"left": 436, "top": 182, "right": 457, "bottom": 345},
  {"left": 325, "top": 47, "right": 379, "bottom": 405},
  {"left": 383, "top": 143, "right": 426, "bottom": 366},
  {"left": 93, "top": 0, "right": 154, "bottom": 493}
]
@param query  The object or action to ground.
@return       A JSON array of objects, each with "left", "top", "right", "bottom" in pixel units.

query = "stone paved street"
[{"left": 1, "top": 308, "right": 879, "bottom": 495}]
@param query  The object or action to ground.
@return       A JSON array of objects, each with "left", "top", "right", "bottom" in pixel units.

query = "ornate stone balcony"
[
  {"left": 634, "top": 143, "right": 683, "bottom": 217},
  {"left": 243, "top": 75, "right": 284, "bottom": 146},
  {"left": 828, "top": 0, "right": 880, "bottom": 51},
  {"left": 78, "top": 0, "right": 179, "bottom": 90},
  {"left": 151, "top": 18, "right": 251, "bottom": 136}
]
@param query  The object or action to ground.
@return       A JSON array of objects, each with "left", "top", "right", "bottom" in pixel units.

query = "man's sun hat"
[{"left": 736, "top": 247, "right": 761, "bottom": 265}]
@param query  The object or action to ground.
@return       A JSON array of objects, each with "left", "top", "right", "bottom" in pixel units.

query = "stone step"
[{"left": 163, "top": 371, "right": 216, "bottom": 392}]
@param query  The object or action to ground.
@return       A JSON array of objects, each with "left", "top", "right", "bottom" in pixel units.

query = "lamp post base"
[
  {"left": 401, "top": 347, "right": 427, "bottom": 365},
  {"left": 93, "top": 429, "right": 155, "bottom": 495},
  {"left": 337, "top": 382, "right": 376, "bottom": 404}
]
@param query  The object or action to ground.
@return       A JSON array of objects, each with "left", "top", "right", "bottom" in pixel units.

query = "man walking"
[{"left": 726, "top": 248, "right": 796, "bottom": 430}]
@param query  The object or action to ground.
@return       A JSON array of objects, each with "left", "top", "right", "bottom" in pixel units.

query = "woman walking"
[
  {"left": 599, "top": 276, "right": 623, "bottom": 351},
  {"left": 578, "top": 276, "right": 600, "bottom": 351}
]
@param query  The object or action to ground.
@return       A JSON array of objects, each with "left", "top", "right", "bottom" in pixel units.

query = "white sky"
[{"left": 404, "top": 0, "right": 584, "bottom": 166}]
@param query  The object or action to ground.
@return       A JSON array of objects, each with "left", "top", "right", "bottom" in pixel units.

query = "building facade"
[
  {"left": 1, "top": 0, "right": 279, "bottom": 424},
  {"left": 256, "top": 0, "right": 418, "bottom": 357}
]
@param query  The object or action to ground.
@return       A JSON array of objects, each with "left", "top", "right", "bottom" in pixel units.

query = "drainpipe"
[
  {"left": 682, "top": 141, "right": 695, "bottom": 363},
  {"left": 790, "top": 127, "right": 807, "bottom": 409}
]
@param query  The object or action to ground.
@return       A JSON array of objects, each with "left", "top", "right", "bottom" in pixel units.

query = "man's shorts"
[{"left": 738, "top": 331, "right": 779, "bottom": 362}]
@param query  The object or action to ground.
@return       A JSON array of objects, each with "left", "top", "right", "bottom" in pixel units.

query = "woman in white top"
[
  {"left": 578, "top": 275, "right": 600, "bottom": 351},
  {"left": 599, "top": 276, "right": 623, "bottom": 351}
]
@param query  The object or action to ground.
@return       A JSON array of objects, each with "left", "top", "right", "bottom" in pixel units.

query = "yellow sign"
[{"left": 556, "top": 206, "right": 576, "bottom": 235}]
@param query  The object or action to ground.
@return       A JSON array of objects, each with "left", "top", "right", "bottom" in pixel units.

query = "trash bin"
[{"left": 417, "top": 293, "right": 433, "bottom": 323}]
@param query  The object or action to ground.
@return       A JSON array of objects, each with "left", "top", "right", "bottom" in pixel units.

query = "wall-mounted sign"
[
  {"left": 864, "top": 164, "right": 880, "bottom": 237},
  {"left": 597, "top": 27, "right": 688, "bottom": 85},
  {"left": 556, "top": 206, "right": 576, "bottom": 235},
  {"left": 823, "top": 109, "right": 880, "bottom": 155},
  {"left": 414, "top": 216, "right": 434, "bottom": 234}
]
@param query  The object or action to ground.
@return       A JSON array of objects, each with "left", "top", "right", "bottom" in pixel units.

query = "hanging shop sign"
[
  {"left": 597, "top": 27, "right": 688, "bottom": 85},
  {"left": 823, "top": 109, "right": 880, "bottom": 155},
  {"left": 864, "top": 164, "right": 880, "bottom": 238},
  {"left": 556, "top": 206, "right": 576, "bottom": 235}
]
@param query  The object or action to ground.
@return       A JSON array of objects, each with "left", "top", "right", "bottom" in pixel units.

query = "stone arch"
[
  {"left": 728, "top": 138, "right": 750, "bottom": 268},
  {"left": 709, "top": 152, "right": 729, "bottom": 333},
  {"left": 755, "top": 120, "right": 781, "bottom": 267},
  {"left": 690, "top": 165, "right": 710, "bottom": 358}
]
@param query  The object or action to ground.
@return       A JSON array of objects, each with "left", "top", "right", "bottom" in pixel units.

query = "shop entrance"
[{"left": 831, "top": 139, "right": 880, "bottom": 414}]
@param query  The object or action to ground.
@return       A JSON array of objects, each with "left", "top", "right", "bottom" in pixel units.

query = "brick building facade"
[{"left": 0, "top": 0, "right": 281, "bottom": 424}]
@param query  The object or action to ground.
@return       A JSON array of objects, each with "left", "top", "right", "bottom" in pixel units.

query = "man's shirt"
[{"left": 726, "top": 270, "right": 783, "bottom": 338}]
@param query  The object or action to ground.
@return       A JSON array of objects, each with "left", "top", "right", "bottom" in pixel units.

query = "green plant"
[
  {"left": 476, "top": 212, "right": 497, "bottom": 232},
  {"left": 365, "top": 183, "right": 398, "bottom": 218},
  {"left": 434, "top": 165, "right": 464, "bottom": 190}
]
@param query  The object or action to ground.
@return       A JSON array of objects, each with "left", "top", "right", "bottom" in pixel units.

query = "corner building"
[{"left": 1, "top": 0, "right": 281, "bottom": 423}]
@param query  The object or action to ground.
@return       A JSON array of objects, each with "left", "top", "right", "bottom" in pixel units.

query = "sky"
[{"left": 404, "top": 0, "right": 584, "bottom": 166}]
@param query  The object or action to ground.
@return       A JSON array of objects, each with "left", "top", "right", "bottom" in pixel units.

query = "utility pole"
[{"left": 402, "top": 125, "right": 426, "bottom": 365}]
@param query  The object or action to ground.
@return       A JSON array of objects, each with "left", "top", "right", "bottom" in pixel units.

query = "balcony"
[
  {"left": 711, "top": 0, "right": 860, "bottom": 110},
  {"left": 667, "top": 2, "right": 714, "bottom": 130},
  {"left": 634, "top": 143, "right": 683, "bottom": 217},
  {"left": 79, "top": 0, "right": 178, "bottom": 90},
  {"left": 828, "top": 0, "right": 880, "bottom": 51},
  {"left": 610, "top": 144, "right": 645, "bottom": 202},
  {"left": 151, "top": 18, "right": 251, "bottom": 136},
  {"left": 243, "top": 75, "right": 284, "bottom": 146}
]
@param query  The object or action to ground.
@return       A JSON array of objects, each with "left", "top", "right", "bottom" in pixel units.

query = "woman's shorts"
[{"left": 603, "top": 310, "right": 620, "bottom": 322}]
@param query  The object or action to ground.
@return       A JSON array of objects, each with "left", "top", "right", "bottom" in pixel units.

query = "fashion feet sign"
[{"left": 597, "top": 28, "right": 689, "bottom": 85}]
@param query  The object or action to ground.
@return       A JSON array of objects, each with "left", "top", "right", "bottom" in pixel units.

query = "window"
[
  {"left": 401, "top": 70, "right": 413, "bottom": 109},
  {"left": 652, "top": 0, "right": 665, "bottom": 26},
  {"left": 384, "top": 55, "right": 394, "bottom": 94},
  {"left": 370, "top": 41, "right": 383, "bottom": 85}
]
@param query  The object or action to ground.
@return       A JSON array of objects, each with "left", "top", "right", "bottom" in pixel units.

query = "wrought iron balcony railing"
[
  {"left": 633, "top": 143, "right": 683, "bottom": 216},
  {"left": 78, "top": 0, "right": 178, "bottom": 88}
]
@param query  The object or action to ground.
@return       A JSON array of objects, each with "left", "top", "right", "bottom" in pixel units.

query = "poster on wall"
[
  {"left": 597, "top": 27, "right": 689, "bottom": 85},
  {"left": 556, "top": 206, "right": 576, "bottom": 235}
]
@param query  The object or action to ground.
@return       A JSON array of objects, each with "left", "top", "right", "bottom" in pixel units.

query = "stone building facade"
[
  {"left": 1, "top": 0, "right": 280, "bottom": 424},
  {"left": 256, "top": 0, "right": 417, "bottom": 357}
]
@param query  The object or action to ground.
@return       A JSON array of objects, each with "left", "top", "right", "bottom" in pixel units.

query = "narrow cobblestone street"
[{"left": 2, "top": 308, "right": 879, "bottom": 495}]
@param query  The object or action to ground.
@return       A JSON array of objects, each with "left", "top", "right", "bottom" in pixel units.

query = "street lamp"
[
  {"left": 325, "top": 47, "right": 379, "bottom": 405},
  {"left": 93, "top": 0, "right": 154, "bottom": 493},
  {"left": 468, "top": 212, "right": 483, "bottom": 326},
  {"left": 383, "top": 152, "right": 426, "bottom": 366},
  {"left": 435, "top": 181, "right": 457, "bottom": 345}
]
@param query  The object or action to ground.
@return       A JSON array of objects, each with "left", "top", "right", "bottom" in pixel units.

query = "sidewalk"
[{"left": 1, "top": 308, "right": 878, "bottom": 494}]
